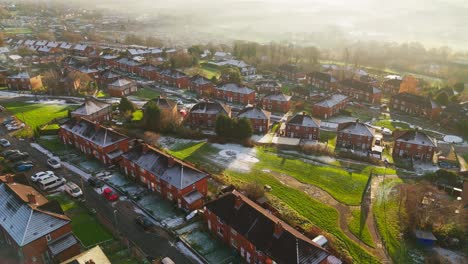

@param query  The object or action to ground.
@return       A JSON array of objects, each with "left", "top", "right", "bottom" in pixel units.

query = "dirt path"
[{"left": 267, "top": 169, "right": 392, "bottom": 262}]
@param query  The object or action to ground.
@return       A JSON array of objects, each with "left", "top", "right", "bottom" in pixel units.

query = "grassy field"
[
  {"left": 48, "top": 194, "right": 113, "bottom": 247},
  {"left": 373, "top": 178, "right": 411, "bottom": 263},
  {"left": 167, "top": 142, "right": 383, "bottom": 262},
  {"left": 373, "top": 120, "right": 410, "bottom": 131},
  {"left": 3, "top": 102, "right": 76, "bottom": 138},
  {"left": 133, "top": 88, "right": 160, "bottom": 100},
  {"left": 348, "top": 208, "right": 375, "bottom": 247},
  {"left": 37, "top": 136, "right": 70, "bottom": 154}
]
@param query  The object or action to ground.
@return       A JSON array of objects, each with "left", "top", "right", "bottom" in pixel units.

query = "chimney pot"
[
  {"left": 27, "top": 193, "right": 37, "bottom": 205},
  {"left": 168, "top": 157, "right": 176, "bottom": 167},
  {"left": 5, "top": 174, "right": 14, "bottom": 184},
  {"left": 274, "top": 221, "right": 283, "bottom": 238}
]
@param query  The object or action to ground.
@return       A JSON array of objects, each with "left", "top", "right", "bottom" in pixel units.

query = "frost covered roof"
[{"left": 71, "top": 97, "right": 111, "bottom": 116}]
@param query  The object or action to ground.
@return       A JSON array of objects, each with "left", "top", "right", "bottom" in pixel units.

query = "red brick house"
[
  {"left": 144, "top": 96, "right": 178, "bottom": 121},
  {"left": 115, "top": 58, "right": 142, "bottom": 74},
  {"left": 237, "top": 105, "right": 271, "bottom": 134},
  {"left": 390, "top": 93, "right": 441, "bottom": 119},
  {"left": 139, "top": 65, "right": 161, "bottom": 81},
  {"left": 159, "top": 69, "right": 190, "bottom": 89},
  {"left": 58, "top": 118, "right": 130, "bottom": 165},
  {"left": 190, "top": 75, "right": 215, "bottom": 96},
  {"left": 72, "top": 44, "right": 94, "bottom": 57},
  {"left": 392, "top": 130, "right": 437, "bottom": 162},
  {"left": 336, "top": 121, "right": 376, "bottom": 152},
  {"left": 215, "top": 83, "right": 256, "bottom": 105},
  {"left": 70, "top": 97, "right": 112, "bottom": 123},
  {"left": 99, "top": 70, "right": 121, "bottom": 86},
  {"left": 307, "top": 71, "right": 337, "bottom": 90},
  {"left": 336, "top": 79, "right": 382, "bottom": 104},
  {"left": 261, "top": 92, "right": 292, "bottom": 113},
  {"left": 254, "top": 80, "right": 282, "bottom": 93},
  {"left": 6, "top": 72, "right": 43, "bottom": 91},
  {"left": 313, "top": 94, "right": 348, "bottom": 119},
  {"left": 381, "top": 77, "right": 402, "bottom": 95},
  {"left": 186, "top": 101, "right": 231, "bottom": 128},
  {"left": 99, "top": 54, "right": 120, "bottom": 67},
  {"left": 277, "top": 64, "right": 300, "bottom": 81},
  {"left": 285, "top": 112, "right": 321, "bottom": 140},
  {"left": 0, "top": 175, "right": 81, "bottom": 264},
  {"left": 120, "top": 144, "right": 209, "bottom": 210},
  {"left": 204, "top": 190, "right": 331, "bottom": 264},
  {"left": 107, "top": 79, "right": 138, "bottom": 97}
]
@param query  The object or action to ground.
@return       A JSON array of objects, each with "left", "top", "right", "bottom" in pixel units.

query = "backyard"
[
  {"left": 165, "top": 139, "right": 386, "bottom": 262},
  {"left": 2, "top": 101, "right": 77, "bottom": 138},
  {"left": 133, "top": 88, "right": 160, "bottom": 100}
]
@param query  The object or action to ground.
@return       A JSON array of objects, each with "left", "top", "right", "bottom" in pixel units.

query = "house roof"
[
  {"left": 287, "top": 113, "right": 320, "bottom": 128},
  {"left": 205, "top": 190, "right": 330, "bottom": 264},
  {"left": 255, "top": 80, "right": 281, "bottom": 89},
  {"left": 109, "top": 78, "right": 133, "bottom": 88},
  {"left": 0, "top": 47, "right": 10, "bottom": 54},
  {"left": 394, "top": 130, "right": 436, "bottom": 147},
  {"left": 315, "top": 94, "right": 348, "bottom": 108},
  {"left": 392, "top": 93, "right": 438, "bottom": 109},
  {"left": 101, "top": 70, "right": 120, "bottom": 79},
  {"left": 190, "top": 101, "right": 231, "bottom": 115},
  {"left": 47, "top": 42, "right": 60, "bottom": 48},
  {"left": 238, "top": 105, "right": 271, "bottom": 120},
  {"left": 338, "top": 121, "right": 375, "bottom": 137},
  {"left": 383, "top": 78, "right": 402, "bottom": 87},
  {"left": 340, "top": 79, "right": 380, "bottom": 94},
  {"left": 191, "top": 75, "right": 212, "bottom": 85},
  {"left": 159, "top": 69, "right": 187, "bottom": 79},
  {"left": 73, "top": 44, "right": 88, "bottom": 51},
  {"left": 0, "top": 182, "right": 70, "bottom": 247},
  {"left": 308, "top": 71, "right": 335, "bottom": 83},
  {"left": 146, "top": 96, "right": 177, "bottom": 110},
  {"left": 35, "top": 40, "right": 48, "bottom": 46},
  {"left": 122, "top": 144, "right": 208, "bottom": 190},
  {"left": 60, "top": 118, "right": 128, "bottom": 148},
  {"left": 116, "top": 58, "right": 141, "bottom": 67},
  {"left": 217, "top": 83, "right": 255, "bottom": 95},
  {"left": 60, "top": 43, "right": 72, "bottom": 49},
  {"left": 263, "top": 92, "right": 291, "bottom": 102},
  {"left": 71, "top": 97, "right": 111, "bottom": 116},
  {"left": 61, "top": 245, "right": 111, "bottom": 264}
]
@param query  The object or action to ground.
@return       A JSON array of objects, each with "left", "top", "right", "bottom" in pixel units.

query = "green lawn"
[
  {"left": 373, "top": 178, "right": 411, "bottom": 263},
  {"left": 133, "top": 88, "right": 160, "bottom": 100},
  {"left": 131, "top": 110, "right": 143, "bottom": 121},
  {"left": 96, "top": 90, "right": 110, "bottom": 98},
  {"left": 168, "top": 142, "right": 382, "bottom": 262},
  {"left": 373, "top": 120, "right": 410, "bottom": 131},
  {"left": 348, "top": 208, "right": 375, "bottom": 247},
  {"left": 3, "top": 102, "right": 76, "bottom": 138},
  {"left": 37, "top": 136, "right": 70, "bottom": 154},
  {"left": 48, "top": 194, "right": 113, "bottom": 247},
  {"left": 320, "top": 130, "right": 337, "bottom": 151},
  {"left": 185, "top": 64, "right": 220, "bottom": 80}
]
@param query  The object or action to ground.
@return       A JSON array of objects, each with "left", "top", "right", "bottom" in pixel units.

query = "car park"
[
  {"left": 16, "top": 163, "right": 33, "bottom": 172},
  {"left": 0, "top": 138, "right": 11, "bottom": 147},
  {"left": 87, "top": 177, "right": 104, "bottom": 188},
  {"left": 64, "top": 182, "right": 83, "bottom": 197},
  {"left": 47, "top": 157, "right": 61, "bottom": 169},
  {"left": 31, "top": 171, "right": 55, "bottom": 182},
  {"left": 102, "top": 187, "right": 118, "bottom": 201},
  {"left": 134, "top": 215, "right": 155, "bottom": 231}
]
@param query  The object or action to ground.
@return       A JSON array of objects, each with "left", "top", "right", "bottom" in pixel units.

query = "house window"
[
  {"left": 231, "top": 228, "right": 238, "bottom": 235},
  {"left": 167, "top": 192, "right": 173, "bottom": 200},
  {"left": 217, "top": 226, "right": 224, "bottom": 236},
  {"left": 217, "top": 216, "right": 222, "bottom": 223},
  {"left": 46, "top": 234, "right": 51, "bottom": 242},
  {"left": 231, "top": 237, "right": 238, "bottom": 248}
]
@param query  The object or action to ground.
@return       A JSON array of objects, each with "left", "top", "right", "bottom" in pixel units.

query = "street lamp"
[{"left": 113, "top": 209, "right": 118, "bottom": 227}]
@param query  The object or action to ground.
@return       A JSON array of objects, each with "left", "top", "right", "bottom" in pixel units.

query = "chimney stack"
[
  {"left": 168, "top": 157, "right": 176, "bottom": 168},
  {"left": 273, "top": 221, "right": 283, "bottom": 238},
  {"left": 234, "top": 195, "right": 243, "bottom": 210},
  {"left": 5, "top": 174, "right": 14, "bottom": 184},
  {"left": 27, "top": 193, "right": 37, "bottom": 205},
  {"left": 142, "top": 143, "right": 149, "bottom": 154}
]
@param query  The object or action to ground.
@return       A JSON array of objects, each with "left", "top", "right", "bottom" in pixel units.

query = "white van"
[{"left": 39, "top": 176, "right": 66, "bottom": 191}]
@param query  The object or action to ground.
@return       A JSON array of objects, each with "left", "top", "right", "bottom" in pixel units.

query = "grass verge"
[{"left": 347, "top": 208, "right": 375, "bottom": 247}]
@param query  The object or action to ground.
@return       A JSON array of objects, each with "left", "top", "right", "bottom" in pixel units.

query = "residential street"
[{"left": 0, "top": 113, "right": 196, "bottom": 264}]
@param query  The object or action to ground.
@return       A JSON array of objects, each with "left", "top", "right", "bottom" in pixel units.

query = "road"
[{"left": 0, "top": 112, "right": 195, "bottom": 263}]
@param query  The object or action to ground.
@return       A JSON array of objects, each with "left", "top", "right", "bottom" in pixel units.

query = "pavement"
[{"left": 0, "top": 112, "right": 197, "bottom": 263}]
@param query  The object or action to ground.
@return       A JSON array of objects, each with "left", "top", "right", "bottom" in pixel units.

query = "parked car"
[
  {"left": 2, "top": 116, "right": 14, "bottom": 125},
  {"left": 8, "top": 152, "right": 29, "bottom": 162},
  {"left": 47, "top": 157, "right": 61, "bottom": 169},
  {"left": 64, "top": 182, "right": 83, "bottom": 197},
  {"left": 2, "top": 149, "right": 20, "bottom": 157},
  {"left": 14, "top": 160, "right": 33, "bottom": 167},
  {"left": 16, "top": 163, "right": 33, "bottom": 172},
  {"left": 87, "top": 177, "right": 104, "bottom": 188},
  {"left": 0, "top": 139, "right": 11, "bottom": 147},
  {"left": 135, "top": 215, "right": 155, "bottom": 231},
  {"left": 38, "top": 176, "right": 66, "bottom": 191},
  {"left": 6, "top": 123, "right": 25, "bottom": 131},
  {"left": 102, "top": 188, "right": 118, "bottom": 201},
  {"left": 31, "top": 171, "right": 55, "bottom": 182}
]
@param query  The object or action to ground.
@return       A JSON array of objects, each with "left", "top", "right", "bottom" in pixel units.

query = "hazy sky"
[{"left": 71, "top": 0, "right": 468, "bottom": 48}]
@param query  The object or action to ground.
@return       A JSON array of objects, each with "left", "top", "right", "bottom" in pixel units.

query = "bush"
[
  {"left": 301, "top": 144, "right": 334, "bottom": 156},
  {"left": 242, "top": 182, "right": 265, "bottom": 201}
]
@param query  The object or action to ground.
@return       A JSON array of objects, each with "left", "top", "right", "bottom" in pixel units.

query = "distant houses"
[
  {"left": 186, "top": 101, "right": 231, "bottom": 128},
  {"left": 390, "top": 93, "right": 441, "bottom": 119},
  {"left": 336, "top": 79, "right": 382, "bottom": 104},
  {"left": 215, "top": 83, "right": 256, "bottom": 105},
  {"left": 6, "top": 72, "right": 43, "bottom": 90},
  {"left": 261, "top": 92, "right": 292, "bottom": 113},
  {"left": 307, "top": 71, "right": 337, "bottom": 90},
  {"left": 190, "top": 75, "right": 215, "bottom": 96}
]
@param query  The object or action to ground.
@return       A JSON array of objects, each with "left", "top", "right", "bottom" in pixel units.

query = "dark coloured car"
[
  {"left": 2, "top": 149, "right": 20, "bottom": 157},
  {"left": 14, "top": 160, "right": 33, "bottom": 167},
  {"left": 135, "top": 215, "right": 155, "bottom": 231},
  {"left": 8, "top": 152, "right": 29, "bottom": 162},
  {"left": 87, "top": 177, "right": 104, "bottom": 188}
]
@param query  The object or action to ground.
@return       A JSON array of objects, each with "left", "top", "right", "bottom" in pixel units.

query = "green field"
[
  {"left": 38, "top": 136, "right": 70, "bottom": 154},
  {"left": 373, "top": 178, "right": 411, "bottom": 263},
  {"left": 133, "top": 88, "right": 160, "bottom": 100},
  {"left": 348, "top": 208, "right": 375, "bottom": 247},
  {"left": 167, "top": 142, "right": 382, "bottom": 262},
  {"left": 373, "top": 120, "right": 410, "bottom": 131},
  {"left": 48, "top": 194, "right": 113, "bottom": 247},
  {"left": 3, "top": 102, "right": 77, "bottom": 138}
]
